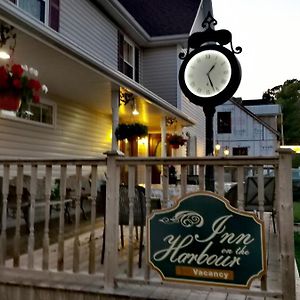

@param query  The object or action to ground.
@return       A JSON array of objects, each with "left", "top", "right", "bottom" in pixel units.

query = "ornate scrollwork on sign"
[{"left": 159, "top": 211, "right": 204, "bottom": 228}]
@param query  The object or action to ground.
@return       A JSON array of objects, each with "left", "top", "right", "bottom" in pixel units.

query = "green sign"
[{"left": 147, "top": 192, "right": 266, "bottom": 288}]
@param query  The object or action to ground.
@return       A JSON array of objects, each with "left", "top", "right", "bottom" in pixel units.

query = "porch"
[{"left": 0, "top": 150, "right": 298, "bottom": 299}]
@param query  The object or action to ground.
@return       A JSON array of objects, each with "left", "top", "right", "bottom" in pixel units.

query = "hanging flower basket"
[
  {"left": 167, "top": 134, "right": 187, "bottom": 149},
  {"left": 0, "top": 63, "right": 47, "bottom": 111},
  {"left": 115, "top": 123, "right": 148, "bottom": 141},
  {"left": 0, "top": 92, "right": 21, "bottom": 111}
]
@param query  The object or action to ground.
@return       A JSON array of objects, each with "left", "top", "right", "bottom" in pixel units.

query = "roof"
[
  {"left": 242, "top": 99, "right": 276, "bottom": 105},
  {"left": 117, "top": 0, "right": 201, "bottom": 37},
  {"left": 230, "top": 98, "right": 280, "bottom": 137}
]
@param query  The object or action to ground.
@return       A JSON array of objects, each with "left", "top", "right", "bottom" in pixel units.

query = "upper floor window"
[
  {"left": 217, "top": 112, "right": 231, "bottom": 134},
  {"left": 118, "top": 32, "right": 140, "bottom": 82},
  {"left": 10, "top": 0, "right": 60, "bottom": 31},
  {"left": 0, "top": 98, "right": 56, "bottom": 127}
]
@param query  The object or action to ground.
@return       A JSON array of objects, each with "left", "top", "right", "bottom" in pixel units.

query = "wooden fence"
[{"left": 0, "top": 149, "right": 296, "bottom": 300}]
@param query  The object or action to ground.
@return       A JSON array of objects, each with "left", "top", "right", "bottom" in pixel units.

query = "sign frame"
[{"left": 147, "top": 191, "right": 267, "bottom": 289}]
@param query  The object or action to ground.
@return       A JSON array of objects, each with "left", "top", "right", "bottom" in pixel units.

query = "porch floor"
[{"left": 1, "top": 212, "right": 299, "bottom": 300}]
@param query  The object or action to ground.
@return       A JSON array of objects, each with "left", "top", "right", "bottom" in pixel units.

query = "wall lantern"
[
  {"left": 120, "top": 90, "right": 139, "bottom": 115},
  {"left": 224, "top": 147, "right": 230, "bottom": 156},
  {"left": 0, "top": 23, "right": 16, "bottom": 60}
]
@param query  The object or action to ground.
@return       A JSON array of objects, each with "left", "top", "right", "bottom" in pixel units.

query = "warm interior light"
[
  {"left": 215, "top": 143, "right": 221, "bottom": 151},
  {"left": 0, "top": 50, "right": 10, "bottom": 60}
]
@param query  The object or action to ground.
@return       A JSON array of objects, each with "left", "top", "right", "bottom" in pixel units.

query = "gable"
[{"left": 117, "top": 0, "right": 201, "bottom": 36}]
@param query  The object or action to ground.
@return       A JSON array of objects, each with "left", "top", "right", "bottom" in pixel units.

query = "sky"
[{"left": 212, "top": 0, "right": 300, "bottom": 100}]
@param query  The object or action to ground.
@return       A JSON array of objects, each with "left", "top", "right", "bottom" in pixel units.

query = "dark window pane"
[
  {"left": 19, "top": 0, "right": 45, "bottom": 23},
  {"left": 233, "top": 147, "right": 248, "bottom": 156},
  {"left": 49, "top": 0, "right": 60, "bottom": 31},
  {"left": 135, "top": 47, "right": 140, "bottom": 83},
  {"left": 217, "top": 112, "right": 231, "bottom": 133},
  {"left": 124, "top": 62, "right": 133, "bottom": 79}
]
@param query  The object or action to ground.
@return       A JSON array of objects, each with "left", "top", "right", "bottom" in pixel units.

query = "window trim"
[
  {"left": 118, "top": 32, "right": 140, "bottom": 82},
  {"left": 11, "top": 0, "right": 59, "bottom": 31},
  {"left": 0, "top": 97, "right": 57, "bottom": 128},
  {"left": 217, "top": 111, "right": 232, "bottom": 134},
  {"left": 15, "top": 0, "right": 49, "bottom": 25}
]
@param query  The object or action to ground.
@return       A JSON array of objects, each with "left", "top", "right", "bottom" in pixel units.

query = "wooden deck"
[{"left": 1, "top": 212, "right": 296, "bottom": 300}]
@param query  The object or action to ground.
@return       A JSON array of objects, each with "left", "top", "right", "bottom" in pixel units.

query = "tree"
[{"left": 263, "top": 79, "right": 300, "bottom": 145}]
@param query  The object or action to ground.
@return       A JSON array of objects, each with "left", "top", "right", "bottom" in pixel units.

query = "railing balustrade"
[{"left": 0, "top": 150, "right": 296, "bottom": 299}]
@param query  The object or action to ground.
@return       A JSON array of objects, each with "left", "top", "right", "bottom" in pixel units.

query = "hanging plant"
[
  {"left": 167, "top": 133, "right": 187, "bottom": 149},
  {"left": 115, "top": 122, "right": 148, "bottom": 141},
  {"left": 0, "top": 63, "right": 48, "bottom": 111}
]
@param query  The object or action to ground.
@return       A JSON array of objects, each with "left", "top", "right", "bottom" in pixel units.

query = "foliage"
[
  {"left": 294, "top": 233, "right": 300, "bottom": 272},
  {"left": 167, "top": 134, "right": 187, "bottom": 147},
  {"left": 294, "top": 202, "right": 300, "bottom": 223},
  {"left": 115, "top": 122, "right": 148, "bottom": 141},
  {"left": 0, "top": 63, "right": 47, "bottom": 106},
  {"left": 263, "top": 79, "right": 300, "bottom": 145}
]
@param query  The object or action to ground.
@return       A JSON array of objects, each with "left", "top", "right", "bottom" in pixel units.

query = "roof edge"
[
  {"left": 95, "top": 0, "right": 191, "bottom": 47},
  {"left": 230, "top": 99, "right": 280, "bottom": 137}
]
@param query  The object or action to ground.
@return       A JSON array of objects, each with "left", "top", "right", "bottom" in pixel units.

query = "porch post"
[
  {"left": 277, "top": 148, "right": 296, "bottom": 300},
  {"left": 111, "top": 88, "right": 119, "bottom": 151},
  {"left": 104, "top": 150, "right": 122, "bottom": 291},
  {"left": 160, "top": 116, "right": 167, "bottom": 157}
]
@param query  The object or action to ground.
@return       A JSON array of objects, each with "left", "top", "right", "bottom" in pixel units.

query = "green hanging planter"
[{"left": 115, "top": 123, "right": 148, "bottom": 141}]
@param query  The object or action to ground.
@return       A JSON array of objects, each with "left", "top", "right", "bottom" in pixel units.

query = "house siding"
[
  {"left": 176, "top": 47, "right": 205, "bottom": 157},
  {"left": 60, "top": 0, "right": 118, "bottom": 69},
  {"left": 0, "top": 95, "right": 111, "bottom": 159},
  {"left": 142, "top": 46, "right": 178, "bottom": 107}
]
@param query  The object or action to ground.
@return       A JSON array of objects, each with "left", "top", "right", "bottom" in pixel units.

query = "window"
[
  {"left": 0, "top": 99, "right": 56, "bottom": 126},
  {"left": 10, "top": 0, "right": 60, "bottom": 31},
  {"left": 118, "top": 32, "right": 140, "bottom": 82},
  {"left": 217, "top": 112, "right": 231, "bottom": 133},
  {"left": 233, "top": 147, "right": 248, "bottom": 156}
]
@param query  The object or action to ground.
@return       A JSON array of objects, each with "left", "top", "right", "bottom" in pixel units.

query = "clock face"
[{"left": 184, "top": 50, "right": 232, "bottom": 98}]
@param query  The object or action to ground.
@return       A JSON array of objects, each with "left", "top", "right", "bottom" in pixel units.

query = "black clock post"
[{"left": 178, "top": 12, "right": 242, "bottom": 192}]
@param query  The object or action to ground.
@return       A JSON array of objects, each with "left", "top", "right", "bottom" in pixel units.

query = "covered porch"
[{"left": 0, "top": 14, "right": 195, "bottom": 163}]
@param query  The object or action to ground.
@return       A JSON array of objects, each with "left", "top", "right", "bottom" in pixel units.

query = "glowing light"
[{"left": 0, "top": 50, "right": 10, "bottom": 60}]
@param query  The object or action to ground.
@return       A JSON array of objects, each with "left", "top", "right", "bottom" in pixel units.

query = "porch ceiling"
[
  {"left": 14, "top": 29, "right": 113, "bottom": 114},
  {"left": 7, "top": 27, "right": 192, "bottom": 132}
]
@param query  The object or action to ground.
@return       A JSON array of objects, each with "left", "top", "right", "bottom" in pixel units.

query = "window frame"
[
  {"left": 15, "top": 0, "right": 49, "bottom": 25},
  {"left": 0, "top": 97, "right": 57, "bottom": 128},
  {"left": 118, "top": 32, "right": 140, "bottom": 82},
  {"left": 232, "top": 147, "right": 248, "bottom": 156},
  {"left": 217, "top": 111, "right": 232, "bottom": 134},
  {"left": 10, "top": 0, "right": 59, "bottom": 31}
]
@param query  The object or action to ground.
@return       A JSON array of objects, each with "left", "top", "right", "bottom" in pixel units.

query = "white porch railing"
[{"left": 0, "top": 149, "right": 296, "bottom": 300}]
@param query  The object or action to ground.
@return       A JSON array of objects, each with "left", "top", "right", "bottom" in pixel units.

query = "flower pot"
[{"left": 0, "top": 93, "right": 21, "bottom": 111}]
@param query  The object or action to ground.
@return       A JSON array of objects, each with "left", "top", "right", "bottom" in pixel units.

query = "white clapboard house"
[
  {"left": 0, "top": 0, "right": 211, "bottom": 170},
  {"left": 214, "top": 98, "right": 282, "bottom": 157}
]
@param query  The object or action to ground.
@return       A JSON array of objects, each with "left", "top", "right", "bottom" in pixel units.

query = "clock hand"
[
  {"left": 207, "top": 74, "right": 215, "bottom": 90},
  {"left": 207, "top": 64, "right": 216, "bottom": 74}
]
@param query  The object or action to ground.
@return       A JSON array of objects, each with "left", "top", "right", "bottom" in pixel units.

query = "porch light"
[
  {"left": 215, "top": 143, "right": 221, "bottom": 151},
  {"left": 0, "top": 23, "right": 16, "bottom": 60},
  {"left": 132, "top": 99, "right": 139, "bottom": 115},
  {"left": 224, "top": 146, "right": 230, "bottom": 156}
]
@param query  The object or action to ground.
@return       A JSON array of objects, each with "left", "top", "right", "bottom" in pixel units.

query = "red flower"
[
  {"left": 11, "top": 64, "right": 24, "bottom": 78},
  {"left": 12, "top": 79, "right": 22, "bottom": 89},
  {"left": 32, "top": 94, "right": 40, "bottom": 103},
  {"left": 0, "top": 66, "right": 8, "bottom": 88},
  {"left": 28, "top": 79, "right": 41, "bottom": 91}
]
